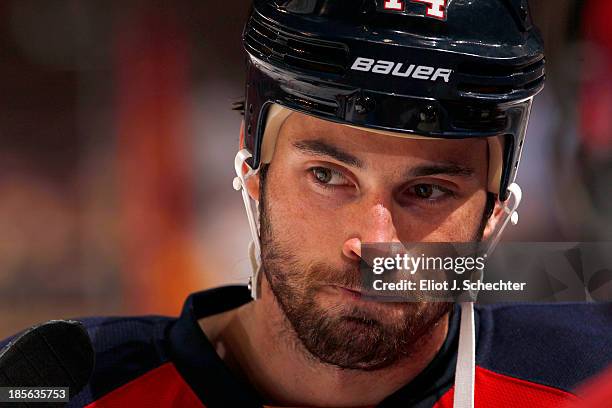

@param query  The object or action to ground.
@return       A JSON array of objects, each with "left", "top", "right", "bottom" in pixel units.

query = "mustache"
[
  {"left": 262, "top": 249, "right": 361, "bottom": 290},
  {"left": 260, "top": 230, "right": 361, "bottom": 289},
  {"left": 300, "top": 262, "right": 364, "bottom": 291}
]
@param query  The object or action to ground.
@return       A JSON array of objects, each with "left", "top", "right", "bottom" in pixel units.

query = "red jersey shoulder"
[{"left": 83, "top": 363, "right": 203, "bottom": 408}]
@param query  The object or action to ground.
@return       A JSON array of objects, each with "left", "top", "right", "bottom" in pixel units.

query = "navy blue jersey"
[{"left": 2, "top": 285, "right": 611, "bottom": 407}]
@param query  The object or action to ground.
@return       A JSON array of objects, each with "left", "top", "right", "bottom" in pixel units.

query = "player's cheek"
[{"left": 419, "top": 191, "right": 488, "bottom": 242}]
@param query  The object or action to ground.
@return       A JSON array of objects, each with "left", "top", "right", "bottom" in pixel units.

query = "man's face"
[{"left": 255, "top": 111, "right": 491, "bottom": 371}]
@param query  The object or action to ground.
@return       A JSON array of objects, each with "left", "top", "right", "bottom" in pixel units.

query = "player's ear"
[
  {"left": 245, "top": 174, "right": 260, "bottom": 202},
  {"left": 481, "top": 199, "right": 504, "bottom": 241}
]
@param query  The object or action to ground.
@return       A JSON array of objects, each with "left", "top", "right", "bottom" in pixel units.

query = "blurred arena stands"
[{"left": 0, "top": 0, "right": 610, "bottom": 338}]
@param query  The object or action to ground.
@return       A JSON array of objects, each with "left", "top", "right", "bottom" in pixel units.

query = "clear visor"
[{"left": 259, "top": 103, "right": 503, "bottom": 195}]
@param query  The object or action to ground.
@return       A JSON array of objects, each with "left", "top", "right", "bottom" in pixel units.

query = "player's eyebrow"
[
  {"left": 408, "top": 162, "right": 475, "bottom": 178},
  {"left": 292, "top": 139, "right": 364, "bottom": 168}
]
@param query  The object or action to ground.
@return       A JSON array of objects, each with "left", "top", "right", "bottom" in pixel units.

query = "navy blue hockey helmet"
[{"left": 241, "top": 0, "right": 545, "bottom": 201}]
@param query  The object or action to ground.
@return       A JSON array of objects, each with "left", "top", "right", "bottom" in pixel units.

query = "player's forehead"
[{"left": 276, "top": 110, "right": 488, "bottom": 169}]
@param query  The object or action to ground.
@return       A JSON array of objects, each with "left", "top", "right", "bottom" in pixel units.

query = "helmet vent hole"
[{"left": 244, "top": 13, "right": 349, "bottom": 76}]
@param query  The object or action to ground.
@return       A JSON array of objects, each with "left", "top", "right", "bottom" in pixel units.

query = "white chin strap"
[
  {"left": 453, "top": 182, "right": 522, "bottom": 408},
  {"left": 233, "top": 149, "right": 263, "bottom": 299}
]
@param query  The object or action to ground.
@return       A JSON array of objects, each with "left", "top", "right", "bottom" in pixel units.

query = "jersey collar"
[{"left": 168, "top": 285, "right": 469, "bottom": 407}]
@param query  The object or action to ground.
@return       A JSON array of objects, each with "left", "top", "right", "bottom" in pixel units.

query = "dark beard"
[
  {"left": 263, "top": 246, "right": 451, "bottom": 370},
  {"left": 257, "top": 166, "right": 490, "bottom": 371}
]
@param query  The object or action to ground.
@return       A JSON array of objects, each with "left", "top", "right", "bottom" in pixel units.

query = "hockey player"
[{"left": 2, "top": 1, "right": 612, "bottom": 407}]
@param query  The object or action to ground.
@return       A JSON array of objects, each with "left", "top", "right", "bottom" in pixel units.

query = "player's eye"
[
  {"left": 310, "top": 167, "right": 350, "bottom": 187},
  {"left": 413, "top": 184, "right": 444, "bottom": 199},
  {"left": 405, "top": 183, "right": 454, "bottom": 201}
]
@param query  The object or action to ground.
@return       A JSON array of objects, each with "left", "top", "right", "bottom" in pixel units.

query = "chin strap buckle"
[
  {"left": 234, "top": 149, "right": 263, "bottom": 300},
  {"left": 485, "top": 182, "right": 523, "bottom": 257}
]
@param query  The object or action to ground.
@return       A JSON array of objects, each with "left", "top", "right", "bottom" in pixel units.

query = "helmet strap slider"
[{"left": 234, "top": 149, "right": 263, "bottom": 299}]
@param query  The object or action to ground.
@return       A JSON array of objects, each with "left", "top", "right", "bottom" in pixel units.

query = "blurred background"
[{"left": 0, "top": 0, "right": 610, "bottom": 338}]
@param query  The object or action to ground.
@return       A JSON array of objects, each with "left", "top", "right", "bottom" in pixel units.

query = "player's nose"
[{"left": 342, "top": 200, "right": 400, "bottom": 261}]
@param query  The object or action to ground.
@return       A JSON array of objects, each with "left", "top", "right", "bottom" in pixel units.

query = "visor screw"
[
  {"left": 419, "top": 104, "right": 437, "bottom": 123},
  {"left": 355, "top": 96, "right": 374, "bottom": 114},
  {"left": 247, "top": 124, "right": 252, "bottom": 135}
]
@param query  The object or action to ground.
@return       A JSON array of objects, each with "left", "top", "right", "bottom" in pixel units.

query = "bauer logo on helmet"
[{"left": 350, "top": 57, "right": 453, "bottom": 82}]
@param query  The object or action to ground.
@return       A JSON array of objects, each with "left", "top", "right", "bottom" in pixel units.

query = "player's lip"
[{"left": 326, "top": 284, "right": 368, "bottom": 299}]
